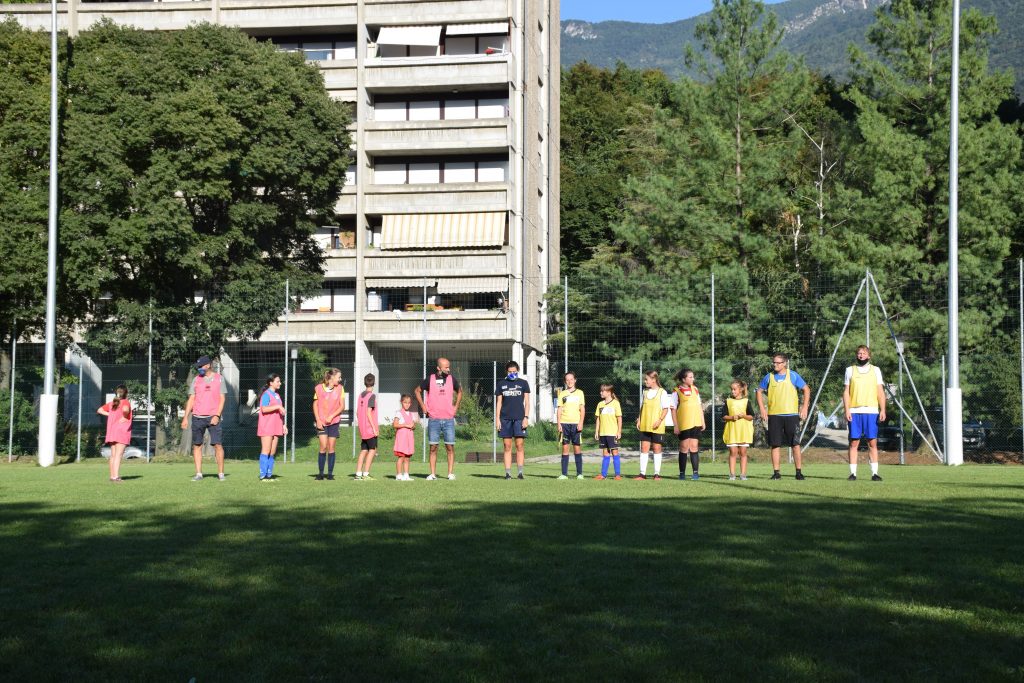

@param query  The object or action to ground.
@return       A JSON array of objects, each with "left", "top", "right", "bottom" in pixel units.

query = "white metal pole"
[
  {"left": 1019, "top": 259, "right": 1023, "bottom": 456},
  {"left": 865, "top": 268, "right": 870, "bottom": 347},
  {"left": 564, "top": 275, "right": 569, "bottom": 373},
  {"left": 146, "top": 307, "right": 152, "bottom": 463},
  {"left": 282, "top": 279, "right": 289, "bottom": 464},
  {"left": 492, "top": 360, "right": 497, "bottom": 464},
  {"left": 942, "top": 355, "right": 947, "bottom": 464},
  {"left": 422, "top": 277, "right": 428, "bottom": 463},
  {"left": 291, "top": 355, "right": 297, "bottom": 462},
  {"left": 710, "top": 272, "right": 716, "bottom": 462},
  {"left": 945, "top": 0, "right": 964, "bottom": 466},
  {"left": 898, "top": 345, "right": 905, "bottom": 465},
  {"left": 7, "top": 321, "right": 15, "bottom": 462},
  {"left": 75, "top": 352, "right": 82, "bottom": 463},
  {"left": 37, "top": 0, "right": 60, "bottom": 467}
]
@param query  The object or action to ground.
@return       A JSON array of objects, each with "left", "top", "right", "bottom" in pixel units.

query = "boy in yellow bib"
[
  {"left": 842, "top": 345, "right": 887, "bottom": 481},
  {"left": 756, "top": 353, "right": 811, "bottom": 480}
]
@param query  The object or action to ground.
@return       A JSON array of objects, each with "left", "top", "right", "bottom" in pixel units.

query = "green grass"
[{"left": 2, "top": 459, "right": 1023, "bottom": 681}]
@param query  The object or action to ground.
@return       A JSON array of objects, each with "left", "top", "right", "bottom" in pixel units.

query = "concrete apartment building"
[{"left": 3, "top": 0, "right": 560, "bottom": 424}]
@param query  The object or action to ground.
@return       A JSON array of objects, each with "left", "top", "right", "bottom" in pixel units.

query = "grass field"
[{"left": 2, "top": 459, "right": 1023, "bottom": 682}]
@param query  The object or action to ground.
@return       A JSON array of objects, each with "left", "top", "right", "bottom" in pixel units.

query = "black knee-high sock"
[
  {"left": 574, "top": 453, "right": 583, "bottom": 475},
  {"left": 690, "top": 451, "right": 700, "bottom": 473},
  {"left": 678, "top": 450, "right": 687, "bottom": 475},
  {"left": 318, "top": 452, "right": 326, "bottom": 474},
  {"left": 561, "top": 455, "right": 569, "bottom": 476},
  {"left": 327, "top": 452, "right": 336, "bottom": 475}
]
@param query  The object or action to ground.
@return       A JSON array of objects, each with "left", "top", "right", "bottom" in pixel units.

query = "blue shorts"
[
  {"left": 499, "top": 418, "right": 527, "bottom": 439},
  {"left": 849, "top": 413, "right": 879, "bottom": 440},
  {"left": 317, "top": 423, "right": 340, "bottom": 439},
  {"left": 599, "top": 435, "right": 619, "bottom": 451},
  {"left": 427, "top": 418, "right": 456, "bottom": 445},
  {"left": 560, "top": 423, "right": 581, "bottom": 446}
]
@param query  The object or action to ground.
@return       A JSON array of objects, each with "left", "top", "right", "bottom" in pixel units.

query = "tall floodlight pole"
[
  {"left": 37, "top": 0, "right": 61, "bottom": 467},
  {"left": 945, "top": 0, "right": 964, "bottom": 466}
]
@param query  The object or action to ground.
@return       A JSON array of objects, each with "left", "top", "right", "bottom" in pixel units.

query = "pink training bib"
[
  {"left": 394, "top": 409, "right": 417, "bottom": 455},
  {"left": 192, "top": 373, "right": 222, "bottom": 416},
  {"left": 104, "top": 402, "right": 132, "bottom": 445},
  {"left": 257, "top": 389, "right": 284, "bottom": 437},
  {"left": 315, "top": 383, "right": 343, "bottom": 426},
  {"left": 425, "top": 373, "right": 456, "bottom": 419},
  {"left": 357, "top": 391, "right": 377, "bottom": 439}
]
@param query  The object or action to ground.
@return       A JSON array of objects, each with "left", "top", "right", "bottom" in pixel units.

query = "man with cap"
[{"left": 181, "top": 355, "right": 228, "bottom": 481}]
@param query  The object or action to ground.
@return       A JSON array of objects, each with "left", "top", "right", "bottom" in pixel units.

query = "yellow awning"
[{"left": 380, "top": 212, "right": 506, "bottom": 249}]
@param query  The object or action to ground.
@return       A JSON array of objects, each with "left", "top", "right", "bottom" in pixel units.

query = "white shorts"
[{"left": 725, "top": 443, "right": 750, "bottom": 448}]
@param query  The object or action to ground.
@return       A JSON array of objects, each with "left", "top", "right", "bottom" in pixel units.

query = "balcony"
[
  {"left": 363, "top": 310, "right": 511, "bottom": 341},
  {"left": 364, "top": 119, "right": 510, "bottom": 155},
  {"left": 220, "top": 0, "right": 357, "bottom": 31},
  {"left": 324, "top": 250, "right": 358, "bottom": 279},
  {"left": 364, "top": 249, "right": 509, "bottom": 277},
  {"left": 334, "top": 188, "right": 357, "bottom": 215},
  {"left": 319, "top": 60, "right": 357, "bottom": 100},
  {"left": 364, "top": 55, "right": 511, "bottom": 93},
  {"left": 365, "top": 182, "right": 508, "bottom": 214},
  {"left": 364, "top": 0, "right": 509, "bottom": 25},
  {"left": 260, "top": 311, "right": 356, "bottom": 343}
]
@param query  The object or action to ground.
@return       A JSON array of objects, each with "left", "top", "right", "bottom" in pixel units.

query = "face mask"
[
  {"left": 438, "top": 369, "right": 449, "bottom": 377},
  {"left": 198, "top": 368, "right": 207, "bottom": 377},
  {"left": 506, "top": 372, "right": 518, "bottom": 380},
  {"left": 857, "top": 358, "right": 869, "bottom": 367}
]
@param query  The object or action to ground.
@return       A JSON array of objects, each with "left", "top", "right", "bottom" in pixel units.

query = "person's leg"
[
  {"left": 267, "top": 436, "right": 278, "bottom": 477},
  {"left": 768, "top": 416, "right": 782, "bottom": 476},
  {"left": 652, "top": 442, "right": 662, "bottom": 476},
  {"left": 515, "top": 437, "right": 525, "bottom": 471},
  {"left": 192, "top": 444, "right": 204, "bottom": 475},
  {"left": 739, "top": 446, "right": 748, "bottom": 477},
  {"left": 444, "top": 420, "right": 456, "bottom": 476},
  {"left": 214, "top": 445, "right": 225, "bottom": 475},
  {"left": 356, "top": 449, "right": 366, "bottom": 474},
  {"left": 678, "top": 438, "right": 687, "bottom": 477},
  {"left": 317, "top": 434, "right": 327, "bottom": 477},
  {"left": 728, "top": 446, "right": 737, "bottom": 477},
  {"left": 849, "top": 438, "right": 861, "bottom": 477},
  {"left": 428, "top": 445, "right": 439, "bottom": 476},
  {"left": 365, "top": 448, "right": 377, "bottom": 473},
  {"left": 686, "top": 438, "right": 700, "bottom": 477},
  {"left": 110, "top": 444, "right": 124, "bottom": 480},
  {"left": 404, "top": 456, "right": 411, "bottom": 478},
  {"left": 574, "top": 444, "right": 583, "bottom": 476},
  {"left": 327, "top": 436, "right": 338, "bottom": 477},
  {"left": 445, "top": 444, "right": 455, "bottom": 476},
  {"left": 561, "top": 430, "right": 570, "bottom": 476},
  {"left": 259, "top": 436, "right": 270, "bottom": 478},
  {"left": 868, "top": 438, "right": 881, "bottom": 478},
  {"left": 600, "top": 450, "right": 610, "bottom": 477},
  {"left": 427, "top": 419, "right": 440, "bottom": 476},
  {"left": 638, "top": 440, "right": 650, "bottom": 478},
  {"left": 613, "top": 449, "right": 621, "bottom": 476},
  {"left": 503, "top": 437, "right": 514, "bottom": 473},
  {"left": 770, "top": 447, "right": 781, "bottom": 471}
]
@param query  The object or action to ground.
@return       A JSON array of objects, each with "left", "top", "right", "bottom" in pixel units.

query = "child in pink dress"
[
  {"left": 257, "top": 373, "right": 287, "bottom": 481},
  {"left": 392, "top": 394, "right": 419, "bottom": 481},
  {"left": 97, "top": 385, "right": 132, "bottom": 482}
]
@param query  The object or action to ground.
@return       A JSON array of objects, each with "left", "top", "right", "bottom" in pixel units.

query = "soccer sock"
[
  {"left": 267, "top": 455, "right": 275, "bottom": 476},
  {"left": 870, "top": 461, "right": 879, "bottom": 475},
  {"left": 613, "top": 455, "right": 621, "bottom": 475},
  {"left": 690, "top": 451, "right": 700, "bottom": 474},
  {"left": 318, "top": 452, "right": 326, "bottom": 475},
  {"left": 601, "top": 456, "right": 610, "bottom": 477},
  {"left": 327, "top": 452, "right": 336, "bottom": 475},
  {"left": 639, "top": 452, "right": 649, "bottom": 475},
  {"left": 850, "top": 463, "right": 857, "bottom": 475},
  {"left": 653, "top": 453, "right": 662, "bottom": 475},
  {"left": 258, "top": 454, "right": 267, "bottom": 478},
  {"left": 574, "top": 453, "right": 583, "bottom": 475},
  {"left": 506, "top": 468, "right": 512, "bottom": 476},
  {"left": 561, "top": 455, "right": 569, "bottom": 476},
  {"left": 678, "top": 451, "right": 687, "bottom": 475},
  {"left": 518, "top": 465, "right": 524, "bottom": 476}
]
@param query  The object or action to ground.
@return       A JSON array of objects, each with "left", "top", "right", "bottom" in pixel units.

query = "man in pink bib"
[
  {"left": 181, "top": 355, "right": 228, "bottom": 481},
  {"left": 414, "top": 357, "right": 463, "bottom": 481}
]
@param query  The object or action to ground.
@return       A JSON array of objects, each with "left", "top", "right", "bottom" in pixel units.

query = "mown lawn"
[{"left": 1, "top": 459, "right": 1022, "bottom": 681}]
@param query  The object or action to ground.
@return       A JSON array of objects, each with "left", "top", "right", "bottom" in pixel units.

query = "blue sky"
[{"left": 561, "top": 0, "right": 787, "bottom": 24}]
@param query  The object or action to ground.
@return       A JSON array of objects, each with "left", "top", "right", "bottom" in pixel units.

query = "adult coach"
[
  {"left": 756, "top": 353, "right": 811, "bottom": 480},
  {"left": 496, "top": 360, "right": 530, "bottom": 479},
  {"left": 842, "top": 345, "right": 887, "bottom": 481},
  {"left": 415, "top": 357, "right": 463, "bottom": 481},
  {"left": 181, "top": 355, "right": 228, "bottom": 481}
]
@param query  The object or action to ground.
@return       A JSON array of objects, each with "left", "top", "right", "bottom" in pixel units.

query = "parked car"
[
  {"left": 101, "top": 438, "right": 155, "bottom": 460},
  {"left": 912, "top": 409, "right": 991, "bottom": 451}
]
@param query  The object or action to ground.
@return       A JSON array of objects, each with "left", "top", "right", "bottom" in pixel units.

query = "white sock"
[
  {"left": 653, "top": 453, "right": 662, "bottom": 474},
  {"left": 870, "top": 461, "right": 879, "bottom": 475},
  {"left": 639, "top": 453, "right": 649, "bottom": 475},
  {"left": 850, "top": 463, "right": 857, "bottom": 475}
]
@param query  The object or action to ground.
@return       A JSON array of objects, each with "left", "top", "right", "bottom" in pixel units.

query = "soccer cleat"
[
  {"left": 872, "top": 473, "right": 883, "bottom": 481},
  {"left": 678, "top": 473, "right": 687, "bottom": 480},
  {"left": 594, "top": 474, "right": 606, "bottom": 480},
  {"left": 326, "top": 474, "right": 335, "bottom": 481},
  {"left": 633, "top": 474, "right": 647, "bottom": 480},
  {"left": 426, "top": 474, "right": 438, "bottom": 481},
  {"left": 691, "top": 473, "right": 700, "bottom": 481},
  {"left": 218, "top": 473, "right": 226, "bottom": 481},
  {"left": 447, "top": 473, "right": 456, "bottom": 481},
  {"left": 613, "top": 475, "right": 622, "bottom": 480},
  {"left": 315, "top": 474, "right": 325, "bottom": 481},
  {"left": 740, "top": 475, "right": 748, "bottom": 481},
  {"left": 770, "top": 472, "right": 782, "bottom": 480},
  {"left": 728, "top": 475, "right": 736, "bottom": 481},
  {"left": 517, "top": 473, "right": 525, "bottom": 480},
  {"left": 110, "top": 477, "right": 123, "bottom": 483},
  {"left": 504, "top": 473, "right": 512, "bottom": 480},
  {"left": 576, "top": 474, "right": 585, "bottom": 480},
  {"left": 192, "top": 473, "right": 203, "bottom": 481},
  {"left": 557, "top": 475, "right": 568, "bottom": 480},
  {"left": 653, "top": 474, "right": 662, "bottom": 481},
  {"left": 362, "top": 474, "right": 375, "bottom": 481},
  {"left": 848, "top": 474, "right": 857, "bottom": 481},
  {"left": 795, "top": 471, "right": 806, "bottom": 481},
  {"left": 354, "top": 474, "right": 363, "bottom": 480}
]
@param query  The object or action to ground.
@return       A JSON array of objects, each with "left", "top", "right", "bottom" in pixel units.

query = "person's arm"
[
  {"left": 756, "top": 387, "right": 767, "bottom": 422},
  {"left": 370, "top": 398, "right": 378, "bottom": 437},
  {"left": 313, "top": 397, "right": 323, "bottom": 429},
  {"left": 495, "top": 394, "right": 503, "bottom": 430},
  {"left": 213, "top": 392, "right": 225, "bottom": 425},
  {"left": 556, "top": 398, "right": 563, "bottom": 430},
  {"left": 414, "top": 383, "right": 428, "bottom": 416},
  {"left": 578, "top": 399, "right": 585, "bottom": 431},
  {"left": 800, "top": 384, "right": 811, "bottom": 421},
  {"left": 454, "top": 385, "right": 463, "bottom": 415},
  {"left": 593, "top": 410, "right": 600, "bottom": 440},
  {"left": 744, "top": 400, "right": 755, "bottom": 421},
  {"left": 616, "top": 416, "right": 622, "bottom": 440},
  {"left": 522, "top": 391, "right": 530, "bottom": 427},
  {"left": 842, "top": 382, "right": 852, "bottom": 421},
  {"left": 700, "top": 401, "right": 706, "bottom": 430},
  {"left": 877, "top": 370, "right": 887, "bottom": 422},
  {"left": 180, "top": 394, "right": 195, "bottom": 429},
  {"left": 330, "top": 389, "right": 345, "bottom": 423},
  {"left": 97, "top": 404, "right": 109, "bottom": 417}
]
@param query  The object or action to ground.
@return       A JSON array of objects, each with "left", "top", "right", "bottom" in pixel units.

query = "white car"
[{"left": 101, "top": 439, "right": 155, "bottom": 460}]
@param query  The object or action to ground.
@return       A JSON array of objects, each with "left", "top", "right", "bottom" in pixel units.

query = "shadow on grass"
[{"left": 0, "top": 494, "right": 1022, "bottom": 681}]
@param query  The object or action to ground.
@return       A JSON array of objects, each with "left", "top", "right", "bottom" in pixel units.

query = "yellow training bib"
[
  {"left": 638, "top": 388, "right": 667, "bottom": 434},
  {"left": 849, "top": 365, "right": 880, "bottom": 410},
  {"left": 723, "top": 397, "right": 754, "bottom": 445},
  {"left": 557, "top": 388, "right": 585, "bottom": 424},
  {"left": 767, "top": 370, "right": 799, "bottom": 415},
  {"left": 674, "top": 385, "right": 703, "bottom": 430}
]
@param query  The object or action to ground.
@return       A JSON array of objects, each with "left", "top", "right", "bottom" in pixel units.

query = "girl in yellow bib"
[
  {"left": 635, "top": 370, "right": 670, "bottom": 480},
  {"left": 593, "top": 384, "right": 622, "bottom": 479},
  {"left": 672, "top": 369, "right": 705, "bottom": 480},
  {"left": 722, "top": 380, "right": 755, "bottom": 480}
]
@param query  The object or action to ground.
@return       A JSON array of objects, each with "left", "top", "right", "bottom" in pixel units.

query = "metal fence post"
[
  {"left": 146, "top": 306, "right": 153, "bottom": 463},
  {"left": 564, "top": 275, "right": 569, "bottom": 373},
  {"left": 710, "top": 272, "right": 716, "bottom": 462},
  {"left": 75, "top": 350, "right": 83, "bottom": 463},
  {"left": 898, "top": 342, "right": 905, "bottom": 465},
  {"left": 291, "top": 351, "right": 297, "bottom": 463},
  {"left": 492, "top": 360, "right": 497, "bottom": 464},
  {"left": 1019, "top": 258, "right": 1023, "bottom": 457},
  {"left": 941, "top": 355, "right": 947, "bottom": 464},
  {"left": 866, "top": 267, "right": 871, "bottom": 347},
  {"left": 282, "top": 279, "right": 290, "bottom": 464},
  {"left": 8, "top": 320, "right": 16, "bottom": 463},
  {"left": 422, "top": 277, "right": 428, "bottom": 463}
]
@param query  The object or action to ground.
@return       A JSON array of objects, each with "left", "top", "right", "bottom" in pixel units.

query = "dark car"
[{"left": 912, "top": 409, "right": 990, "bottom": 451}]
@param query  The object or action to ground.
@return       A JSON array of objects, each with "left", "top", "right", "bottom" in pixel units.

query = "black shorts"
[
  {"left": 638, "top": 431, "right": 663, "bottom": 446},
  {"left": 677, "top": 427, "right": 702, "bottom": 441},
  {"left": 768, "top": 415, "right": 801, "bottom": 448},
  {"left": 599, "top": 435, "right": 619, "bottom": 451},
  {"left": 317, "top": 423, "right": 340, "bottom": 439},
  {"left": 560, "top": 423, "right": 582, "bottom": 446},
  {"left": 191, "top": 415, "right": 223, "bottom": 446},
  {"left": 360, "top": 437, "right": 378, "bottom": 451}
]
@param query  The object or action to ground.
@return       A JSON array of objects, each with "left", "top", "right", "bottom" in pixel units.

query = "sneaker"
[
  {"left": 848, "top": 474, "right": 857, "bottom": 481},
  {"left": 426, "top": 474, "right": 438, "bottom": 481},
  {"left": 795, "top": 471, "right": 806, "bottom": 481},
  {"left": 354, "top": 474, "right": 363, "bottom": 480},
  {"left": 110, "top": 477, "right": 123, "bottom": 483},
  {"left": 192, "top": 473, "right": 203, "bottom": 481},
  {"left": 770, "top": 472, "right": 782, "bottom": 480},
  {"left": 594, "top": 475, "right": 606, "bottom": 480},
  {"left": 315, "top": 474, "right": 325, "bottom": 481},
  {"left": 740, "top": 475, "right": 748, "bottom": 481},
  {"left": 613, "top": 475, "right": 622, "bottom": 480},
  {"left": 728, "top": 475, "right": 736, "bottom": 481},
  {"left": 504, "top": 473, "right": 512, "bottom": 480},
  {"left": 218, "top": 473, "right": 226, "bottom": 481},
  {"left": 557, "top": 475, "right": 569, "bottom": 480},
  {"left": 326, "top": 474, "right": 335, "bottom": 481},
  {"left": 517, "top": 473, "right": 524, "bottom": 480},
  {"left": 678, "top": 473, "right": 687, "bottom": 480},
  {"left": 576, "top": 474, "right": 585, "bottom": 480},
  {"left": 653, "top": 474, "right": 662, "bottom": 481},
  {"left": 691, "top": 473, "right": 700, "bottom": 481},
  {"left": 447, "top": 473, "right": 456, "bottom": 481},
  {"left": 362, "top": 474, "right": 375, "bottom": 481},
  {"left": 633, "top": 474, "right": 647, "bottom": 481},
  {"left": 872, "top": 473, "right": 883, "bottom": 481}
]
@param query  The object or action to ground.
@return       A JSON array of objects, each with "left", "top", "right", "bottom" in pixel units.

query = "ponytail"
[
  {"left": 111, "top": 385, "right": 128, "bottom": 410},
  {"left": 600, "top": 383, "right": 617, "bottom": 401}
]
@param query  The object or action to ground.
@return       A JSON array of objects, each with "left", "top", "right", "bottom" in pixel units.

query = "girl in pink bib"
[
  {"left": 257, "top": 373, "right": 287, "bottom": 481},
  {"left": 392, "top": 394, "right": 419, "bottom": 481},
  {"left": 97, "top": 385, "right": 132, "bottom": 482}
]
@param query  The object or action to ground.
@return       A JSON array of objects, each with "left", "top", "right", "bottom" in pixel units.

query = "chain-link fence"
[{"left": 3, "top": 261, "right": 1023, "bottom": 466}]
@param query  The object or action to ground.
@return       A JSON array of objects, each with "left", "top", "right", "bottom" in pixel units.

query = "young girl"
[
  {"left": 257, "top": 373, "right": 287, "bottom": 481},
  {"left": 392, "top": 394, "right": 419, "bottom": 481},
  {"left": 97, "top": 385, "right": 132, "bottom": 482},
  {"left": 635, "top": 370, "right": 670, "bottom": 480},
  {"left": 673, "top": 369, "right": 706, "bottom": 480},
  {"left": 313, "top": 367, "right": 345, "bottom": 480},
  {"left": 722, "top": 379, "right": 755, "bottom": 480},
  {"left": 593, "top": 384, "right": 622, "bottom": 480}
]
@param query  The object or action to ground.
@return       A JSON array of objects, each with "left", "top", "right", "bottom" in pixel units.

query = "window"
[
  {"left": 408, "top": 100, "right": 441, "bottom": 121},
  {"left": 301, "top": 280, "right": 356, "bottom": 312},
  {"left": 408, "top": 162, "right": 441, "bottom": 184},
  {"left": 372, "top": 156, "right": 509, "bottom": 185},
  {"left": 267, "top": 36, "right": 357, "bottom": 62},
  {"left": 372, "top": 94, "right": 509, "bottom": 122},
  {"left": 443, "top": 161, "right": 476, "bottom": 183},
  {"left": 375, "top": 163, "right": 408, "bottom": 185},
  {"left": 477, "top": 159, "right": 508, "bottom": 183}
]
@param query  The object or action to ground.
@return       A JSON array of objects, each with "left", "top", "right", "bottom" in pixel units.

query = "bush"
[{"left": 0, "top": 389, "right": 39, "bottom": 456}]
